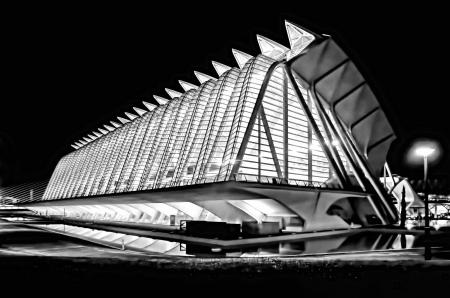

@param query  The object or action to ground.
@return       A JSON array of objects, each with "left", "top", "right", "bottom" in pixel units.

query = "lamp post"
[{"left": 415, "top": 146, "right": 435, "bottom": 260}]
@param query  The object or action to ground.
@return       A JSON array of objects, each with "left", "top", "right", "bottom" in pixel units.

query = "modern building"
[{"left": 24, "top": 21, "right": 398, "bottom": 234}]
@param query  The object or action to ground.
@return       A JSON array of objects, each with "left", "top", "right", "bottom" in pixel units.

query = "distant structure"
[
  {"left": 22, "top": 21, "right": 398, "bottom": 232},
  {"left": 0, "top": 179, "right": 48, "bottom": 204}
]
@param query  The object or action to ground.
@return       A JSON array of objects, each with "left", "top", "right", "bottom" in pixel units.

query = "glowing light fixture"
[{"left": 415, "top": 147, "right": 435, "bottom": 158}]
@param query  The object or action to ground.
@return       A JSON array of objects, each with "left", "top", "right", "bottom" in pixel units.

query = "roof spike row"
[
  {"left": 71, "top": 144, "right": 79, "bottom": 149},
  {"left": 194, "top": 71, "right": 215, "bottom": 84},
  {"left": 165, "top": 88, "right": 182, "bottom": 99},
  {"left": 79, "top": 140, "right": 87, "bottom": 146},
  {"left": 231, "top": 49, "right": 253, "bottom": 69},
  {"left": 104, "top": 124, "right": 115, "bottom": 132},
  {"left": 88, "top": 134, "right": 97, "bottom": 140},
  {"left": 98, "top": 128, "right": 108, "bottom": 135},
  {"left": 211, "top": 61, "right": 232, "bottom": 76},
  {"left": 117, "top": 116, "right": 130, "bottom": 124},
  {"left": 110, "top": 121, "right": 121, "bottom": 128},
  {"left": 284, "top": 20, "right": 316, "bottom": 61},
  {"left": 178, "top": 80, "right": 198, "bottom": 92},
  {"left": 75, "top": 142, "right": 83, "bottom": 147},
  {"left": 152, "top": 95, "right": 169, "bottom": 105},
  {"left": 125, "top": 112, "right": 138, "bottom": 121},
  {"left": 83, "top": 137, "right": 92, "bottom": 143},
  {"left": 256, "top": 34, "right": 289, "bottom": 60},
  {"left": 133, "top": 106, "right": 147, "bottom": 116},
  {"left": 93, "top": 132, "right": 102, "bottom": 138},
  {"left": 144, "top": 100, "right": 159, "bottom": 110}
]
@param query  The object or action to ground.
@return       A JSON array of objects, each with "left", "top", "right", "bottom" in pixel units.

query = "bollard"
[{"left": 400, "top": 185, "right": 406, "bottom": 228}]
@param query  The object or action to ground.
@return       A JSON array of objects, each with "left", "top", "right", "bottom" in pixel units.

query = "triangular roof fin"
[
  {"left": 143, "top": 100, "right": 158, "bottom": 110},
  {"left": 165, "top": 88, "right": 182, "bottom": 99},
  {"left": 110, "top": 121, "right": 121, "bottom": 128},
  {"left": 194, "top": 71, "right": 215, "bottom": 84},
  {"left": 125, "top": 112, "right": 138, "bottom": 121},
  {"left": 284, "top": 20, "right": 316, "bottom": 61},
  {"left": 104, "top": 124, "right": 115, "bottom": 132},
  {"left": 117, "top": 116, "right": 129, "bottom": 124},
  {"left": 211, "top": 61, "right": 232, "bottom": 76},
  {"left": 152, "top": 95, "right": 169, "bottom": 105},
  {"left": 231, "top": 49, "right": 253, "bottom": 69},
  {"left": 178, "top": 80, "right": 197, "bottom": 92},
  {"left": 133, "top": 106, "right": 147, "bottom": 116},
  {"left": 256, "top": 34, "right": 289, "bottom": 59}
]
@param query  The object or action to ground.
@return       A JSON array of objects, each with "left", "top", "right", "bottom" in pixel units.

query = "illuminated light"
[
  {"left": 133, "top": 107, "right": 147, "bottom": 116},
  {"left": 71, "top": 144, "right": 79, "bottom": 149},
  {"left": 415, "top": 147, "right": 435, "bottom": 158},
  {"left": 231, "top": 49, "right": 253, "bottom": 69},
  {"left": 117, "top": 116, "right": 129, "bottom": 124},
  {"left": 256, "top": 34, "right": 289, "bottom": 60},
  {"left": 152, "top": 96, "right": 169, "bottom": 105},
  {"left": 194, "top": 71, "right": 215, "bottom": 84},
  {"left": 406, "top": 139, "right": 442, "bottom": 166},
  {"left": 98, "top": 128, "right": 108, "bottom": 135},
  {"left": 88, "top": 134, "right": 97, "bottom": 140},
  {"left": 211, "top": 61, "right": 231, "bottom": 76},
  {"left": 178, "top": 80, "right": 197, "bottom": 92},
  {"left": 165, "top": 88, "right": 182, "bottom": 99},
  {"left": 332, "top": 140, "right": 340, "bottom": 147}
]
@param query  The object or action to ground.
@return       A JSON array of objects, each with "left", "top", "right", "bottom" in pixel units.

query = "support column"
[{"left": 258, "top": 110, "right": 261, "bottom": 182}]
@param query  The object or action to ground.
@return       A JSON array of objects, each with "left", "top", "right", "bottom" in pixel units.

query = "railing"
[
  {"left": 233, "top": 174, "right": 329, "bottom": 188},
  {"left": 152, "top": 174, "right": 329, "bottom": 189}
]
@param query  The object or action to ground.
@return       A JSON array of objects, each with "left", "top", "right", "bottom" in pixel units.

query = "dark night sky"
[{"left": 1, "top": 4, "right": 448, "bottom": 191}]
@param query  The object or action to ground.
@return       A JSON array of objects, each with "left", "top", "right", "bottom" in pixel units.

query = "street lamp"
[{"left": 415, "top": 146, "right": 435, "bottom": 260}]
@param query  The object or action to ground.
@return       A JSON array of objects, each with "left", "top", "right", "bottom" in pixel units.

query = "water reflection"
[
  {"left": 17, "top": 221, "right": 445, "bottom": 258},
  {"left": 189, "top": 232, "right": 417, "bottom": 257}
]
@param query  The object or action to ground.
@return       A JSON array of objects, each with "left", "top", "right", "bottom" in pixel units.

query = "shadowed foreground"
[{"left": 1, "top": 254, "right": 449, "bottom": 296}]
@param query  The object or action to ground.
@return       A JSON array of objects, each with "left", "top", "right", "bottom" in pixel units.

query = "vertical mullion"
[
  {"left": 307, "top": 92, "right": 313, "bottom": 182},
  {"left": 283, "top": 70, "right": 289, "bottom": 181}
]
